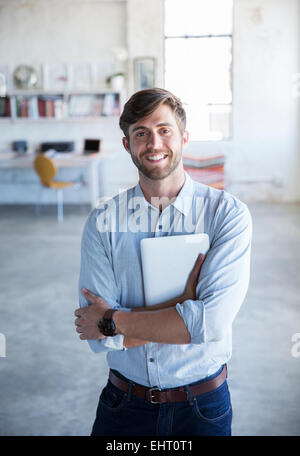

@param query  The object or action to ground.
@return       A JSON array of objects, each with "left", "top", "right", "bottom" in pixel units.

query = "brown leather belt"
[{"left": 108, "top": 365, "right": 227, "bottom": 404}]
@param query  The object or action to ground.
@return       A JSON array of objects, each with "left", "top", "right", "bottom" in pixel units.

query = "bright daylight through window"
[{"left": 164, "top": 0, "right": 233, "bottom": 141}]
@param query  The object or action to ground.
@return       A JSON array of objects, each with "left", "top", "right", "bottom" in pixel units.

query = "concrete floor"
[{"left": 0, "top": 202, "right": 299, "bottom": 436}]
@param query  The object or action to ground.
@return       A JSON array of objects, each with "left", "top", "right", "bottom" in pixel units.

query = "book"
[
  {"left": 184, "top": 165, "right": 225, "bottom": 190},
  {"left": 68, "top": 95, "right": 94, "bottom": 117},
  {"left": 102, "top": 93, "right": 116, "bottom": 116},
  {"left": 0, "top": 97, "right": 10, "bottom": 117},
  {"left": 182, "top": 154, "right": 225, "bottom": 169}
]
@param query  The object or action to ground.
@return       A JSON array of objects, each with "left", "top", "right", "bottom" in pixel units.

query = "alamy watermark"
[
  {"left": 0, "top": 333, "right": 6, "bottom": 357},
  {"left": 291, "top": 333, "right": 300, "bottom": 358},
  {"left": 95, "top": 194, "right": 205, "bottom": 234}
]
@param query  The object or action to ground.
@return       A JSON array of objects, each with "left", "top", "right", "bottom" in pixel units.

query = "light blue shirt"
[{"left": 78, "top": 172, "right": 252, "bottom": 388}]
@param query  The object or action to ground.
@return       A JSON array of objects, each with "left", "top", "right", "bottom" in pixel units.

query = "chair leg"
[
  {"left": 35, "top": 186, "right": 43, "bottom": 217},
  {"left": 57, "top": 189, "right": 64, "bottom": 223}
]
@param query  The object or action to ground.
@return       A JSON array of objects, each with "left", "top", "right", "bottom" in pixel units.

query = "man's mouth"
[{"left": 145, "top": 153, "right": 168, "bottom": 163}]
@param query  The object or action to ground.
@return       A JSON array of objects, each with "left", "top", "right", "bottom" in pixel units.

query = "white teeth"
[{"left": 147, "top": 154, "right": 165, "bottom": 161}]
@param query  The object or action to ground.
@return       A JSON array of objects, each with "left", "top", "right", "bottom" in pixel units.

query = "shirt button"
[
  {"left": 158, "top": 225, "right": 162, "bottom": 230},
  {"left": 149, "top": 358, "right": 154, "bottom": 362}
]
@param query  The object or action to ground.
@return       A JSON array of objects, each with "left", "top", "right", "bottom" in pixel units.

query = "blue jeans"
[{"left": 91, "top": 366, "right": 232, "bottom": 436}]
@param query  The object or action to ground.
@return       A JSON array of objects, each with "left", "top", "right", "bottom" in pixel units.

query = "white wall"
[
  {"left": 126, "top": 0, "right": 164, "bottom": 94},
  {"left": 127, "top": 0, "right": 300, "bottom": 202},
  {"left": 0, "top": 0, "right": 126, "bottom": 64},
  {"left": 1, "top": 0, "right": 300, "bottom": 203},
  {"left": 226, "top": 0, "right": 300, "bottom": 202},
  {"left": 0, "top": 0, "right": 138, "bottom": 203}
]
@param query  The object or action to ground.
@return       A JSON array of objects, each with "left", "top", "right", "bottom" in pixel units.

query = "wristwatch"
[{"left": 98, "top": 309, "right": 118, "bottom": 336}]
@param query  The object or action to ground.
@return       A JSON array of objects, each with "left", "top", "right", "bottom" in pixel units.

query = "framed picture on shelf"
[
  {"left": 69, "top": 63, "right": 92, "bottom": 90},
  {"left": 134, "top": 57, "right": 156, "bottom": 91},
  {"left": 43, "top": 63, "right": 69, "bottom": 91}
]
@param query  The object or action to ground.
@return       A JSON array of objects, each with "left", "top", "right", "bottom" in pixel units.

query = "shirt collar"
[
  {"left": 133, "top": 171, "right": 194, "bottom": 217},
  {"left": 172, "top": 171, "right": 194, "bottom": 216}
]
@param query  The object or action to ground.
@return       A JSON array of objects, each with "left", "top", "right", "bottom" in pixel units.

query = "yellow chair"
[{"left": 34, "top": 154, "right": 79, "bottom": 222}]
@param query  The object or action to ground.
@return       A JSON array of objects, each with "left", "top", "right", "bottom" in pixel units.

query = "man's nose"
[{"left": 147, "top": 132, "right": 163, "bottom": 149}]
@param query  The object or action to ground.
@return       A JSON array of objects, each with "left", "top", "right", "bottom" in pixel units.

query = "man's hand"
[
  {"left": 75, "top": 254, "right": 205, "bottom": 344},
  {"left": 182, "top": 253, "right": 206, "bottom": 301},
  {"left": 74, "top": 288, "right": 110, "bottom": 340}
]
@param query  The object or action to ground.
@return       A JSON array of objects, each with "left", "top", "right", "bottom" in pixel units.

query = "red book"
[
  {"left": 5, "top": 98, "right": 11, "bottom": 117},
  {"left": 38, "top": 98, "right": 45, "bottom": 117}
]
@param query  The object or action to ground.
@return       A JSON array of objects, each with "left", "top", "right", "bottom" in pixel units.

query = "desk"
[{"left": 0, "top": 151, "right": 113, "bottom": 208}]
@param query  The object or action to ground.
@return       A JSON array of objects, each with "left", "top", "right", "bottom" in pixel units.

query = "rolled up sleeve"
[
  {"left": 78, "top": 209, "right": 129, "bottom": 353},
  {"left": 176, "top": 198, "right": 252, "bottom": 344}
]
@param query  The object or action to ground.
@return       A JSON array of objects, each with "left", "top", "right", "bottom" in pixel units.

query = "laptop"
[
  {"left": 83, "top": 139, "right": 101, "bottom": 154},
  {"left": 140, "top": 233, "right": 209, "bottom": 306}
]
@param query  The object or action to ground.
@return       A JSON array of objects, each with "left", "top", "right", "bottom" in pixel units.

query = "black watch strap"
[{"left": 104, "top": 308, "right": 118, "bottom": 320}]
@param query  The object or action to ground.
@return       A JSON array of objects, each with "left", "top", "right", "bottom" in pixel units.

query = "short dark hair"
[{"left": 119, "top": 88, "right": 186, "bottom": 139}]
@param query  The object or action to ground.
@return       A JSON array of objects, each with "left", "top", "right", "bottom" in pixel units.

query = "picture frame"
[
  {"left": 134, "top": 57, "right": 156, "bottom": 91},
  {"left": 43, "top": 63, "right": 69, "bottom": 91},
  {"left": 68, "top": 63, "right": 92, "bottom": 91}
]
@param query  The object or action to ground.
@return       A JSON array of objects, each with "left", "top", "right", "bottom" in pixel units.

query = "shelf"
[
  {"left": 3, "top": 89, "right": 123, "bottom": 121},
  {"left": 7, "top": 88, "right": 123, "bottom": 96},
  {"left": 3, "top": 116, "right": 120, "bottom": 123}
]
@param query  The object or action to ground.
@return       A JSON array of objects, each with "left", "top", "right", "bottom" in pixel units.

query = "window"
[{"left": 164, "top": 0, "right": 233, "bottom": 141}]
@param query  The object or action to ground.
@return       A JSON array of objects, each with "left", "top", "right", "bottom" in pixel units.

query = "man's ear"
[
  {"left": 122, "top": 137, "right": 130, "bottom": 153},
  {"left": 182, "top": 130, "right": 189, "bottom": 148}
]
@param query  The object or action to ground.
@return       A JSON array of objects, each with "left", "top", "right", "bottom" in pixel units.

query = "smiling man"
[
  {"left": 123, "top": 103, "right": 187, "bottom": 182},
  {"left": 75, "top": 88, "right": 252, "bottom": 436}
]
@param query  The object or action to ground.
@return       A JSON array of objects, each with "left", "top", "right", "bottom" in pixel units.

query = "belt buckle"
[{"left": 148, "top": 386, "right": 161, "bottom": 404}]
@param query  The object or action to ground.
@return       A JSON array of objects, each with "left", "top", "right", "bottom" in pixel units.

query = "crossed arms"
[
  {"left": 75, "top": 199, "right": 252, "bottom": 351},
  {"left": 75, "top": 253, "right": 204, "bottom": 347}
]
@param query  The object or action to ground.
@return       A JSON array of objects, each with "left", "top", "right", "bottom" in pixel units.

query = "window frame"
[{"left": 163, "top": 0, "right": 234, "bottom": 143}]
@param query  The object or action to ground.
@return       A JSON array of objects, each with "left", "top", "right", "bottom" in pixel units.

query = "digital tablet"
[{"left": 141, "top": 233, "right": 209, "bottom": 306}]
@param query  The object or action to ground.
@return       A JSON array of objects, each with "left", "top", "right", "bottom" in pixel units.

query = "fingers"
[
  {"left": 81, "top": 288, "right": 98, "bottom": 302},
  {"left": 192, "top": 253, "right": 205, "bottom": 274},
  {"left": 74, "top": 308, "right": 83, "bottom": 317},
  {"left": 75, "top": 289, "right": 107, "bottom": 341},
  {"left": 196, "top": 253, "right": 206, "bottom": 264},
  {"left": 189, "top": 254, "right": 206, "bottom": 284},
  {"left": 74, "top": 289, "right": 103, "bottom": 317},
  {"left": 81, "top": 288, "right": 105, "bottom": 306}
]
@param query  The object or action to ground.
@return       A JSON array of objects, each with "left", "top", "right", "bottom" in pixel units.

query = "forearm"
[
  {"left": 114, "top": 307, "right": 191, "bottom": 344},
  {"left": 131, "top": 294, "right": 186, "bottom": 312},
  {"left": 123, "top": 336, "right": 148, "bottom": 348},
  {"left": 123, "top": 295, "right": 187, "bottom": 347}
]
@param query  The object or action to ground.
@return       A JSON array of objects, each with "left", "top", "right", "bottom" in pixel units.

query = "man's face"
[{"left": 123, "top": 104, "right": 189, "bottom": 181}]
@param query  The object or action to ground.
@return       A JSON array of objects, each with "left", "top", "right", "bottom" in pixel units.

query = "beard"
[{"left": 129, "top": 148, "right": 182, "bottom": 181}]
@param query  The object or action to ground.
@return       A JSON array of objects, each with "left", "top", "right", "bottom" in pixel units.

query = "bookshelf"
[{"left": 0, "top": 89, "right": 122, "bottom": 122}]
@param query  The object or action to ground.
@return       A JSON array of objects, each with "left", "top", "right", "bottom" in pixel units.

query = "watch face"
[{"left": 98, "top": 317, "right": 116, "bottom": 337}]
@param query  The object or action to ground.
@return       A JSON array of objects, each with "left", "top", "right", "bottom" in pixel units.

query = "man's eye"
[
  {"left": 162, "top": 129, "right": 170, "bottom": 134},
  {"left": 136, "top": 131, "right": 146, "bottom": 137}
]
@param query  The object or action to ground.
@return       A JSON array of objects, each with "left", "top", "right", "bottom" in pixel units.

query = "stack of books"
[
  {"left": 10, "top": 95, "right": 65, "bottom": 119},
  {"left": 183, "top": 154, "right": 225, "bottom": 190},
  {"left": 68, "top": 93, "right": 120, "bottom": 117},
  {"left": 0, "top": 96, "right": 10, "bottom": 117},
  {"left": 38, "top": 95, "right": 65, "bottom": 118}
]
